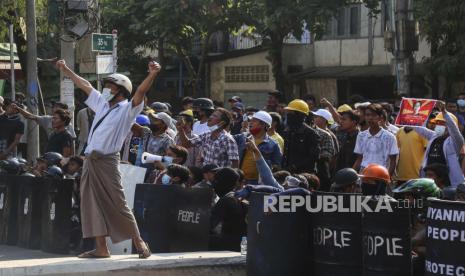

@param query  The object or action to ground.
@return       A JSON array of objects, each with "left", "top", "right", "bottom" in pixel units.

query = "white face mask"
[
  {"left": 101, "top": 88, "right": 115, "bottom": 102},
  {"left": 209, "top": 124, "right": 220, "bottom": 132},
  {"left": 434, "top": 125, "right": 446, "bottom": 136}
]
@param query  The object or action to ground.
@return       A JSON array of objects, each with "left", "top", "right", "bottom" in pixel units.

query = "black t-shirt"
[
  {"left": 0, "top": 114, "right": 24, "bottom": 148},
  {"left": 427, "top": 136, "right": 447, "bottom": 166},
  {"left": 46, "top": 130, "right": 73, "bottom": 154}
]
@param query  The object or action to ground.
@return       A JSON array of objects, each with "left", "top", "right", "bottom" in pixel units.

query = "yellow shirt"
[
  {"left": 270, "top": 132, "right": 284, "bottom": 153},
  {"left": 241, "top": 138, "right": 263, "bottom": 180},
  {"left": 396, "top": 128, "right": 428, "bottom": 181}
]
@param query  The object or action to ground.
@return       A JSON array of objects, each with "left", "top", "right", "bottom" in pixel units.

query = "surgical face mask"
[
  {"left": 434, "top": 125, "right": 446, "bottom": 136},
  {"left": 209, "top": 124, "right": 220, "bottom": 132},
  {"left": 101, "top": 88, "right": 115, "bottom": 102},
  {"left": 161, "top": 174, "right": 171, "bottom": 185},
  {"left": 458, "top": 99, "right": 465, "bottom": 107}
]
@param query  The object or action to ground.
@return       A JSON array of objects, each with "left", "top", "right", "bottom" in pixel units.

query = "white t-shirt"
[
  {"left": 386, "top": 124, "right": 399, "bottom": 135},
  {"left": 354, "top": 128, "right": 399, "bottom": 169},
  {"left": 193, "top": 121, "right": 210, "bottom": 136}
]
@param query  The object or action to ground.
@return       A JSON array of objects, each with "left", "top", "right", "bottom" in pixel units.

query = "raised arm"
[
  {"left": 132, "top": 61, "right": 161, "bottom": 107},
  {"left": 321, "top": 98, "right": 342, "bottom": 124},
  {"left": 56, "top": 60, "right": 94, "bottom": 95},
  {"left": 12, "top": 104, "right": 39, "bottom": 121}
]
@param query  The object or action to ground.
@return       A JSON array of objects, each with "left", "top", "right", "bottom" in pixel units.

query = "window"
[
  {"left": 350, "top": 7, "right": 360, "bottom": 35},
  {"left": 225, "top": 65, "right": 270, "bottom": 83},
  {"left": 337, "top": 9, "right": 346, "bottom": 36}
]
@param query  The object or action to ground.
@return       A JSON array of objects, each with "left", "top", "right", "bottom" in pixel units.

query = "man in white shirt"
[
  {"left": 353, "top": 103, "right": 399, "bottom": 177},
  {"left": 56, "top": 59, "right": 160, "bottom": 259},
  {"left": 192, "top": 98, "right": 214, "bottom": 135}
]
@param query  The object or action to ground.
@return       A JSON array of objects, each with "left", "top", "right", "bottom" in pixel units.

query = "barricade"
[
  {"left": 425, "top": 198, "right": 465, "bottom": 276},
  {"left": 246, "top": 192, "right": 311, "bottom": 276},
  {"left": 362, "top": 197, "right": 411, "bottom": 276},
  {"left": 311, "top": 192, "right": 363, "bottom": 276},
  {"left": 0, "top": 175, "right": 20, "bottom": 245},
  {"left": 134, "top": 184, "right": 212, "bottom": 253},
  {"left": 17, "top": 175, "right": 43, "bottom": 249},
  {"left": 41, "top": 177, "right": 74, "bottom": 254}
]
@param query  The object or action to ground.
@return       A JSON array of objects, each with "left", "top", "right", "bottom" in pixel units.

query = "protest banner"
[{"left": 395, "top": 98, "right": 436, "bottom": 126}]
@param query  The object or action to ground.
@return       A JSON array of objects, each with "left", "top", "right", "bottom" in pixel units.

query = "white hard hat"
[
  {"left": 252, "top": 111, "right": 272, "bottom": 127},
  {"left": 103, "top": 73, "right": 133, "bottom": 95},
  {"left": 312, "top": 109, "right": 335, "bottom": 124}
]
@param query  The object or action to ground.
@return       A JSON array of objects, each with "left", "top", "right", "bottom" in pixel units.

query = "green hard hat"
[{"left": 393, "top": 178, "right": 441, "bottom": 198}]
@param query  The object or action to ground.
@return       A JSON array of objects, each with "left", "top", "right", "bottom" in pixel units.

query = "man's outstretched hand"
[
  {"left": 56, "top": 59, "right": 67, "bottom": 71},
  {"left": 148, "top": 61, "right": 161, "bottom": 75}
]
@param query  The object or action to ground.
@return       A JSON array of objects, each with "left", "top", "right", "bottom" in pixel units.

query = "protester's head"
[
  {"left": 431, "top": 112, "right": 458, "bottom": 137},
  {"left": 249, "top": 111, "right": 272, "bottom": 137},
  {"left": 213, "top": 167, "right": 240, "bottom": 197},
  {"left": 66, "top": 156, "right": 83, "bottom": 175},
  {"left": 188, "top": 166, "right": 204, "bottom": 186},
  {"left": 393, "top": 178, "right": 441, "bottom": 205},
  {"left": 228, "top": 96, "right": 242, "bottom": 109},
  {"left": 427, "top": 111, "right": 439, "bottom": 130},
  {"left": 312, "top": 109, "right": 334, "bottom": 129},
  {"left": 360, "top": 164, "right": 391, "bottom": 196},
  {"left": 300, "top": 173, "right": 320, "bottom": 191},
  {"left": 424, "top": 163, "right": 450, "bottom": 189},
  {"left": 102, "top": 73, "right": 133, "bottom": 101},
  {"left": 38, "top": 152, "right": 63, "bottom": 167},
  {"left": 269, "top": 112, "right": 282, "bottom": 132},
  {"left": 192, "top": 98, "right": 214, "bottom": 120},
  {"left": 340, "top": 110, "right": 360, "bottom": 131},
  {"left": 303, "top": 94, "right": 316, "bottom": 111},
  {"left": 331, "top": 168, "right": 361, "bottom": 193},
  {"left": 446, "top": 98, "right": 458, "bottom": 113},
  {"left": 364, "top": 104, "right": 384, "bottom": 129},
  {"left": 148, "top": 112, "right": 172, "bottom": 135},
  {"left": 337, "top": 104, "right": 352, "bottom": 114},
  {"left": 245, "top": 106, "right": 259, "bottom": 117},
  {"left": 135, "top": 114, "right": 150, "bottom": 127},
  {"left": 231, "top": 102, "right": 245, "bottom": 120},
  {"left": 380, "top": 102, "right": 394, "bottom": 121},
  {"left": 458, "top": 93, "right": 465, "bottom": 111},
  {"left": 273, "top": 170, "right": 291, "bottom": 185},
  {"left": 166, "top": 145, "right": 188, "bottom": 165},
  {"left": 267, "top": 90, "right": 282, "bottom": 108},
  {"left": 165, "top": 164, "right": 190, "bottom": 185},
  {"left": 52, "top": 109, "right": 71, "bottom": 129},
  {"left": 51, "top": 102, "right": 69, "bottom": 113},
  {"left": 202, "top": 164, "right": 219, "bottom": 183},
  {"left": 181, "top": 97, "right": 194, "bottom": 111},
  {"left": 354, "top": 102, "right": 370, "bottom": 125},
  {"left": 150, "top": 102, "right": 169, "bottom": 114},
  {"left": 208, "top": 107, "right": 232, "bottom": 131},
  {"left": 285, "top": 100, "right": 309, "bottom": 129},
  {"left": 178, "top": 110, "right": 194, "bottom": 131}
]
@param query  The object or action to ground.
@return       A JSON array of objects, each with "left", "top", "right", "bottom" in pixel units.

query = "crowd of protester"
[{"left": 2, "top": 88, "right": 465, "bottom": 273}]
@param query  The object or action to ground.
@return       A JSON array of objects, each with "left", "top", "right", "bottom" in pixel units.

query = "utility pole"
[
  {"left": 26, "top": 0, "right": 40, "bottom": 160},
  {"left": 394, "top": 0, "right": 417, "bottom": 96},
  {"left": 9, "top": 24, "right": 15, "bottom": 101}
]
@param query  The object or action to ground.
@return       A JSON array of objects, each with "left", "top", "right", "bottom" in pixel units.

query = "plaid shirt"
[
  {"left": 190, "top": 130, "right": 239, "bottom": 167},
  {"left": 313, "top": 127, "right": 335, "bottom": 160}
]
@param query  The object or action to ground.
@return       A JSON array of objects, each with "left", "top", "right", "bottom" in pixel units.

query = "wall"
[{"left": 304, "top": 79, "right": 338, "bottom": 103}]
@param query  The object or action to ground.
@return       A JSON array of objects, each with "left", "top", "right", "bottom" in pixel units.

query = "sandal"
[
  {"left": 78, "top": 249, "right": 111, "bottom": 259},
  {"left": 137, "top": 242, "right": 151, "bottom": 259}
]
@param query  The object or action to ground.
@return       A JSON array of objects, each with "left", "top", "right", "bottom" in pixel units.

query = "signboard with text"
[
  {"left": 395, "top": 98, "right": 437, "bottom": 126},
  {"left": 91, "top": 33, "right": 113, "bottom": 52}
]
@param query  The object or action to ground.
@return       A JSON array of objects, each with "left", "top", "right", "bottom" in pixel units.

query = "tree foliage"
[{"left": 416, "top": 0, "right": 465, "bottom": 93}]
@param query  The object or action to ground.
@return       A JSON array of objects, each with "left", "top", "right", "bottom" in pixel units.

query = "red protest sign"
[{"left": 395, "top": 98, "right": 437, "bottom": 126}]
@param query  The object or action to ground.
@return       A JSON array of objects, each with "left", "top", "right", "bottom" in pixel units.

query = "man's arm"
[
  {"left": 12, "top": 104, "right": 39, "bottom": 121},
  {"left": 175, "top": 122, "right": 194, "bottom": 148},
  {"left": 56, "top": 60, "right": 93, "bottom": 95},
  {"left": 353, "top": 155, "right": 363, "bottom": 172},
  {"left": 388, "top": 155, "right": 397, "bottom": 177},
  {"left": 321, "top": 98, "right": 342, "bottom": 124},
  {"left": 132, "top": 61, "right": 161, "bottom": 107}
]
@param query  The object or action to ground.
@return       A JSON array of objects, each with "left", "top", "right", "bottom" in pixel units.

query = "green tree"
[{"left": 416, "top": 0, "right": 465, "bottom": 97}]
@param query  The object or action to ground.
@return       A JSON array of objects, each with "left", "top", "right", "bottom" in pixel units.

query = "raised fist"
[
  {"left": 56, "top": 59, "right": 66, "bottom": 70},
  {"left": 148, "top": 61, "right": 161, "bottom": 74}
]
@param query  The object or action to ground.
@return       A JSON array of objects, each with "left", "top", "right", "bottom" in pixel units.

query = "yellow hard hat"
[
  {"left": 431, "top": 112, "right": 458, "bottom": 126},
  {"left": 337, "top": 104, "right": 353, "bottom": 113},
  {"left": 285, "top": 99, "right": 310, "bottom": 115},
  {"left": 179, "top": 109, "right": 194, "bottom": 117}
]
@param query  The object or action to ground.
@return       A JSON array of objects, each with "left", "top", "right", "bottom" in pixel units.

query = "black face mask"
[
  {"left": 286, "top": 112, "right": 304, "bottom": 129},
  {"left": 193, "top": 111, "right": 201, "bottom": 119}
]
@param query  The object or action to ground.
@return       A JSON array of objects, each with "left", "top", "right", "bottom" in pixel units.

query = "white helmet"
[
  {"left": 103, "top": 73, "right": 133, "bottom": 96},
  {"left": 252, "top": 111, "right": 272, "bottom": 127}
]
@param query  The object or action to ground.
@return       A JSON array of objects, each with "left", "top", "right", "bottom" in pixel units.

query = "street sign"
[
  {"left": 96, "top": 55, "right": 114, "bottom": 74},
  {"left": 91, "top": 33, "right": 113, "bottom": 52}
]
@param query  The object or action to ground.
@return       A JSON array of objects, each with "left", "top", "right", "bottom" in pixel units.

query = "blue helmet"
[{"left": 136, "top": 114, "right": 150, "bottom": 126}]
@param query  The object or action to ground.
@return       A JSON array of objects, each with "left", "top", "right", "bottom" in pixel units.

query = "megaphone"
[{"left": 141, "top": 152, "right": 163, "bottom": 164}]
